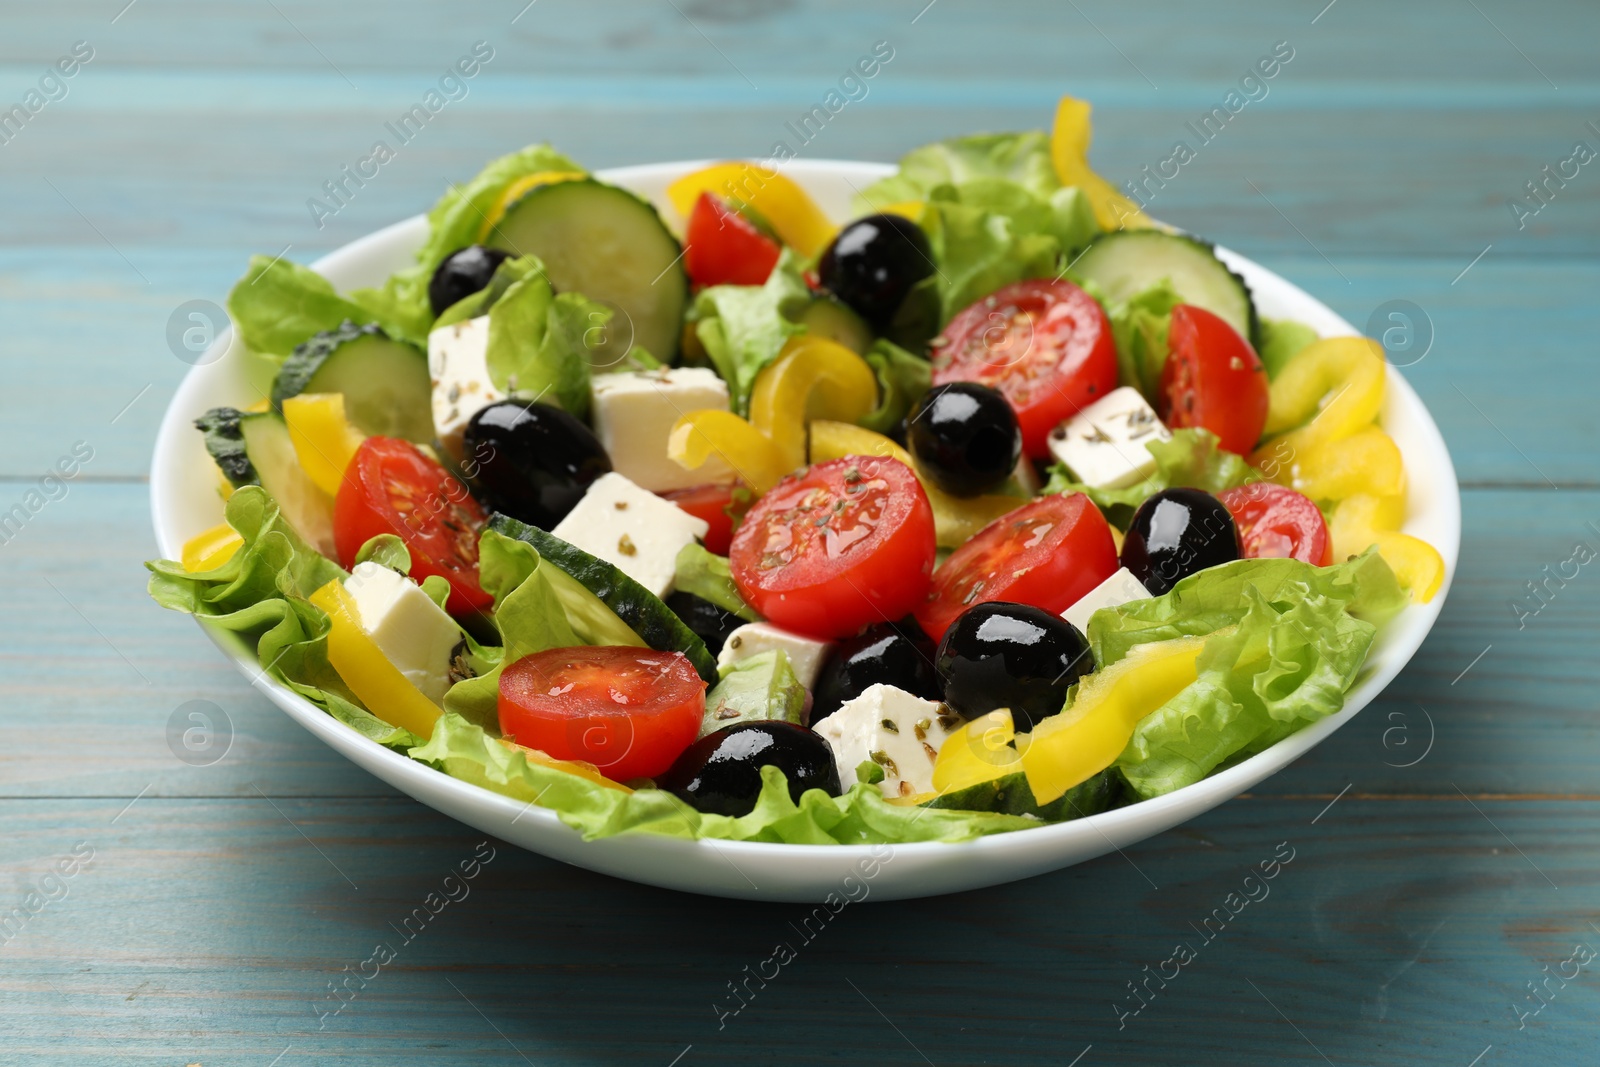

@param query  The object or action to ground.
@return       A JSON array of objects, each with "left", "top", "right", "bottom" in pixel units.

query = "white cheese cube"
[
  {"left": 1047, "top": 386, "right": 1170, "bottom": 490},
  {"left": 1061, "top": 567, "right": 1152, "bottom": 635},
  {"left": 344, "top": 562, "right": 467, "bottom": 706},
  {"left": 591, "top": 367, "right": 736, "bottom": 492},
  {"left": 551, "top": 472, "right": 709, "bottom": 598},
  {"left": 716, "top": 622, "right": 833, "bottom": 691},
  {"left": 815, "top": 684, "right": 964, "bottom": 799},
  {"left": 428, "top": 315, "right": 504, "bottom": 461}
]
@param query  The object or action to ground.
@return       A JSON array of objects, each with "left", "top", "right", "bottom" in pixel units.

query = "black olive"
[
  {"left": 906, "top": 383, "right": 1022, "bottom": 497},
  {"left": 934, "top": 602, "right": 1094, "bottom": 731},
  {"left": 657, "top": 721, "right": 841, "bottom": 816},
  {"left": 817, "top": 214, "right": 936, "bottom": 332},
  {"left": 428, "top": 245, "right": 512, "bottom": 317},
  {"left": 1120, "top": 488, "right": 1240, "bottom": 596},
  {"left": 812, "top": 622, "right": 941, "bottom": 726},
  {"left": 665, "top": 592, "right": 742, "bottom": 657},
  {"left": 461, "top": 400, "right": 611, "bottom": 528}
]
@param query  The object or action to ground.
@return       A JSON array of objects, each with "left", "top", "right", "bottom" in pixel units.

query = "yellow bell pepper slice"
[
  {"left": 1050, "top": 95, "right": 1153, "bottom": 232},
  {"left": 1023, "top": 636, "right": 1206, "bottom": 804},
  {"left": 1289, "top": 425, "right": 1406, "bottom": 501},
  {"left": 668, "top": 409, "right": 791, "bottom": 494},
  {"left": 310, "top": 579, "right": 445, "bottom": 741},
  {"left": 1328, "top": 494, "right": 1445, "bottom": 603},
  {"left": 1259, "top": 336, "right": 1386, "bottom": 443},
  {"left": 931, "top": 709, "right": 1028, "bottom": 795},
  {"left": 748, "top": 336, "right": 880, "bottom": 472},
  {"left": 182, "top": 522, "right": 244, "bottom": 573},
  {"left": 477, "top": 170, "right": 586, "bottom": 240},
  {"left": 666, "top": 163, "right": 837, "bottom": 258},
  {"left": 807, "top": 421, "right": 1020, "bottom": 548},
  {"left": 282, "top": 393, "right": 367, "bottom": 497}
]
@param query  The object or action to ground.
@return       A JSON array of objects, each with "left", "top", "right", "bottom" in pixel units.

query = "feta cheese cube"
[
  {"left": 344, "top": 562, "right": 468, "bottom": 706},
  {"left": 815, "top": 684, "right": 964, "bottom": 799},
  {"left": 551, "top": 472, "right": 709, "bottom": 598},
  {"left": 428, "top": 315, "right": 504, "bottom": 461},
  {"left": 716, "top": 622, "right": 833, "bottom": 691},
  {"left": 591, "top": 367, "right": 736, "bottom": 492},
  {"left": 1061, "top": 566, "right": 1152, "bottom": 635},
  {"left": 1047, "top": 386, "right": 1170, "bottom": 490}
]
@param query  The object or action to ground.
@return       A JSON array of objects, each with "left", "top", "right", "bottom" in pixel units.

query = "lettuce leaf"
[
  {"left": 1042, "top": 427, "right": 1262, "bottom": 527},
  {"left": 1258, "top": 317, "right": 1319, "bottom": 380},
  {"left": 410, "top": 713, "right": 1037, "bottom": 844},
  {"left": 1099, "top": 278, "right": 1183, "bottom": 399},
  {"left": 920, "top": 195, "right": 1063, "bottom": 323},
  {"left": 226, "top": 256, "right": 427, "bottom": 359},
  {"left": 857, "top": 131, "right": 1061, "bottom": 206},
  {"left": 689, "top": 250, "right": 810, "bottom": 414},
  {"left": 674, "top": 544, "right": 759, "bottom": 621},
  {"left": 145, "top": 487, "right": 420, "bottom": 748},
  {"left": 858, "top": 339, "right": 932, "bottom": 435},
  {"left": 698, "top": 650, "right": 805, "bottom": 738},
  {"left": 1091, "top": 551, "right": 1407, "bottom": 799}
]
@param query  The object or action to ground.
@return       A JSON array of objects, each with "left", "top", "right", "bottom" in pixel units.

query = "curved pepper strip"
[
  {"left": 930, "top": 709, "right": 1026, "bottom": 796},
  {"left": 808, "top": 421, "right": 1020, "bottom": 548},
  {"left": 1022, "top": 635, "right": 1207, "bottom": 804},
  {"left": 666, "top": 163, "right": 837, "bottom": 258},
  {"left": 1050, "top": 95, "right": 1154, "bottom": 232},
  {"left": 282, "top": 393, "right": 367, "bottom": 497},
  {"left": 182, "top": 522, "right": 244, "bottom": 573},
  {"left": 1329, "top": 494, "right": 1445, "bottom": 603},
  {"left": 310, "top": 579, "right": 446, "bottom": 740},
  {"left": 667, "top": 409, "right": 790, "bottom": 495},
  {"left": 1257, "top": 336, "right": 1386, "bottom": 445},
  {"left": 1292, "top": 425, "right": 1406, "bottom": 501},
  {"left": 749, "top": 336, "right": 880, "bottom": 472}
]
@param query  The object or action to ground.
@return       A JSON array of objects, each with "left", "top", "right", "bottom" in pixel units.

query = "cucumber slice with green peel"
[
  {"left": 797, "top": 295, "right": 874, "bottom": 355},
  {"left": 197, "top": 406, "right": 336, "bottom": 555},
  {"left": 922, "top": 767, "right": 1124, "bottom": 822},
  {"left": 271, "top": 321, "right": 432, "bottom": 442},
  {"left": 1073, "top": 230, "right": 1259, "bottom": 345},
  {"left": 488, "top": 515, "right": 718, "bottom": 683},
  {"left": 486, "top": 178, "right": 688, "bottom": 365}
]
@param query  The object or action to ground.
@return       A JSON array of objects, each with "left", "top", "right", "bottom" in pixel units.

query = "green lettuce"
[
  {"left": 698, "top": 650, "right": 806, "bottom": 738},
  {"left": 689, "top": 250, "right": 811, "bottom": 414},
  {"left": 674, "top": 544, "right": 759, "bottom": 621},
  {"left": 145, "top": 487, "right": 420, "bottom": 748},
  {"left": 859, "top": 339, "right": 932, "bottom": 434},
  {"left": 919, "top": 192, "right": 1062, "bottom": 323},
  {"left": 1087, "top": 551, "right": 1407, "bottom": 799},
  {"left": 857, "top": 131, "right": 1061, "bottom": 206},
  {"left": 410, "top": 713, "right": 1037, "bottom": 844},
  {"left": 1042, "top": 428, "right": 1262, "bottom": 527},
  {"left": 1258, "top": 317, "right": 1319, "bottom": 380},
  {"left": 1097, "top": 278, "right": 1183, "bottom": 398},
  {"left": 226, "top": 256, "right": 427, "bottom": 359}
]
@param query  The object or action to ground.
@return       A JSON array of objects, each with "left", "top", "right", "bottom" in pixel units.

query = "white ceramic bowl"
[{"left": 151, "top": 160, "right": 1460, "bottom": 902}]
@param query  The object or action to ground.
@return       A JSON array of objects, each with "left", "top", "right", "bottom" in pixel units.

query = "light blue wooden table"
[{"left": 3, "top": 2, "right": 1597, "bottom": 1063}]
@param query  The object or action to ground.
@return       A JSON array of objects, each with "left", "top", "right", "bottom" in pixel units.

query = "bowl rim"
[{"left": 150, "top": 158, "right": 1461, "bottom": 864}]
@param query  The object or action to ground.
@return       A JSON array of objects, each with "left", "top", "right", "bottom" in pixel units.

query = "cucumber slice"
[
  {"left": 922, "top": 767, "right": 1123, "bottom": 822},
  {"left": 486, "top": 178, "right": 688, "bottom": 365},
  {"left": 488, "top": 515, "right": 718, "bottom": 683},
  {"left": 196, "top": 406, "right": 336, "bottom": 555},
  {"left": 1073, "top": 231, "right": 1258, "bottom": 345},
  {"left": 797, "top": 295, "right": 874, "bottom": 355},
  {"left": 271, "top": 321, "right": 432, "bottom": 443}
]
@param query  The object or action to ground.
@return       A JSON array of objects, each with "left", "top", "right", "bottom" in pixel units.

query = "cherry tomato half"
[
  {"left": 915, "top": 493, "right": 1118, "bottom": 642},
  {"left": 932, "top": 278, "right": 1119, "bottom": 459},
  {"left": 1217, "top": 483, "right": 1333, "bottom": 566},
  {"left": 1160, "top": 304, "right": 1270, "bottom": 456},
  {"left": 729, "top": 455, "right": 936, "bottom": 640},
  {"left": 662, "top": 482, "right": 741, "bottom": 557},
  {"left": 499, "top": 646, "right": 707, "bottom": 782},
  {"left": 684, "top": 192, "right": 782, "bottom": 288},
  {"left": 334, "top": 436, "right": 491, "bottom": 615}
]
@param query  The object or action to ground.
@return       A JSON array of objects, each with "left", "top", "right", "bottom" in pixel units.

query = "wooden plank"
[
  {"left": 1, "top": 251, "right": 1588, "bottom": 483},
  {"left": 0, "top": 794, "right": 1593, "bottom": 1064},
  {"left": 2, "top": 484, "right": 1593, "bottom": 802}
]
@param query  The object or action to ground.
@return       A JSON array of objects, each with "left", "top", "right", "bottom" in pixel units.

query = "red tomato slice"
[
  {"left": 684, "top": 192, "right": 782, "bottom": 288},
  {"left": 499, "top": 647, "right": 706, "bottom": 782},
  {"left": 915, "top": 493, "right": 1118, "bottom": 642},
  {"left": 1217, "top": 483, "right": 1333, "bottom": 566},
  {"left": 334, "top": 436, "right": 491, "bottom": 615},
  {"left": 1160, "top": 304, "right": 1270, "bottom": 456},
  {"left": 729, "top": 455, "right": 936, "bottom": 640},
  {"left": 662, "top": 483, "right": 741, "bottom": 556},
  {"left": 932, "top": 278, "right": 1119, "bottom": 459}
]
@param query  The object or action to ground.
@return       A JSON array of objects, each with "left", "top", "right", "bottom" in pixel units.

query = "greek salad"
[{"left": 149, "top": 96, "right": 1445, "bottom": 846}]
